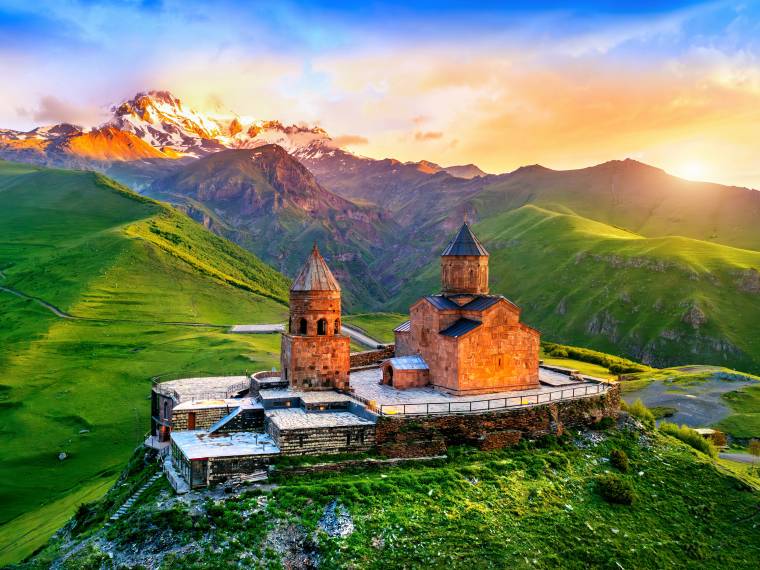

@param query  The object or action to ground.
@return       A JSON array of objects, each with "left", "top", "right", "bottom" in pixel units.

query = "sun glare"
[{"left": 674, "top": 161, "right": 706, "bottom": 181}]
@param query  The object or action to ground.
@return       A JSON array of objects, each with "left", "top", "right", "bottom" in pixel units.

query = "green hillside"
[
  {"left": 390, "top": 205, "right": 760, "bottom": 373},
  {"left": 21, "top": 425, "right": 760, "bottom": 569},
  {"left": 0, "top": 161, "right": 289, "bottom": 564}
]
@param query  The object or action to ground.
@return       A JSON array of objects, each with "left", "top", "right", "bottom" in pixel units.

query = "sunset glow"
[{"left": 1, "top": 1, "right": 759, "bottom": 188}]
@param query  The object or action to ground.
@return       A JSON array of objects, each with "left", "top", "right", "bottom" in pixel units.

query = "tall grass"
[{"left": 659, "top": 422, "right": 717, "bottom": 458}]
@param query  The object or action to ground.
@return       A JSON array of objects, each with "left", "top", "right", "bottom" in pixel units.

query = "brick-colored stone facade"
[
  {"left": 381, "top": 361, "right": 430, "bottom": 389},
  {"left": 172, "top": 407, "right": 229, "bottom": 431},
  {"left": 281, "top": 333, "right": 350, "bottom": 390},
  {"left": 375, "top": 384, "right": 620, "bottom": 457},
  {"left": 441, "top": 255, "right": 489, "bottom": 295},
  {"left": 396, "top": 298, "right": 539, "bottom": 395}
]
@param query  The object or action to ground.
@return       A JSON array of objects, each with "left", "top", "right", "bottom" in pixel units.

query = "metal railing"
[{"left": 377, "top": 383, "right": 610, "bottom": 416}]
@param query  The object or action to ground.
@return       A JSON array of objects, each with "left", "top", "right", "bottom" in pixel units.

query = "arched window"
[
  {"left": 163, "top": 401, "right": 169, "bottom": 419},
  {"left": 299, "top": 318, "right": 308, "bottom": 335},
  {"left": 334, "top": 319, "right": 340, "bottom": 334},
  {"left": 317, "top": 318, "right": 327, "bottom": 336}
]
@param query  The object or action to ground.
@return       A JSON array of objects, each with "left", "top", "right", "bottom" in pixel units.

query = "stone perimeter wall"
[
  {"left": 267, "top": 421, "right": 376, "bottom": 455},
  {"left": 349, "top": 345, "right": 395, "bottom": 369},
  {"left": 375, "top": 384, "right": 620, "bottom": 458}
]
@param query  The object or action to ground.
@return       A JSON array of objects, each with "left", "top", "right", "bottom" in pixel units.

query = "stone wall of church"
[
  {"left": 281, "top": 333, "right": 350, "bottom": 391},
  {"left": 441, "top": 255, "right": 489, "bottom": 295},
  {"left": 288, "top": 289, "right": 342, "bottom": 336},
  {"left": 375, "top": 384, "right": 620, "bottom": 457},
  {"left": 446, "top": 305, "right": 540, "bottom": 395}
]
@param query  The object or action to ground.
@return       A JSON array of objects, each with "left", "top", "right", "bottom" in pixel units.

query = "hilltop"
[
  {"left": 17, "top": 421, "right": 760, "bottom": 568},
  {"left": 0, "top": 161, "right": 289, "bottom": 564}
]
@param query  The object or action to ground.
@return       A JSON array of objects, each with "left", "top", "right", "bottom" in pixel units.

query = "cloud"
[
  {"left": 16, "top": 96, "right": 107, "bottom": 126},
  {"left": 330, "top": 134, "right": 369, "bottom": 147},
  {"left": 414, "top": 131, "right": 443, "bottom": 141}
]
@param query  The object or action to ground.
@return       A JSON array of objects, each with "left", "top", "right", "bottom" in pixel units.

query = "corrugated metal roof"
[
  {"left": 425, "top": 295, "right": 460, "bottom": 310},
  {"left": 388, "top": 355, "right": 429, "bottom": 370},
  {"left": 394, "top": 320, "right": 411, "bottom": 333},
  {"left": 441, "top": 223, "right": 489, "bottom": 257},
  {"left": 462, "top": 296, "right": 502, "bottom": 311},
  {"left": 439, "top": 317, "right": 482, "bottom": 337},
  {"left": 290, "top": 243, "right": 341, "bottom": 292}
]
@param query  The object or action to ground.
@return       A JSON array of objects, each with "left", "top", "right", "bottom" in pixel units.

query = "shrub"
[
  {"left": 659, "top": 422, "right": 717, "bottom": 458},
  {"left": 610, "top": 449, "right": 629, "bottom": 472},
  {"left": 592, "top": 416, "right": 616, "bottom": 431},
  {"left": 624, "top": 399, "right": 655, "bottom": 426},
  {"left": 542, "top": 342, "right": 648, "bottom": 374},
  {"left": 595, "top": 473, "right": 635, "bottom": 505}
]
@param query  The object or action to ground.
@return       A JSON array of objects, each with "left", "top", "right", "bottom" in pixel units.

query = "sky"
[{"left": 1, "top": 0, "right": 759, "bottom": 188}]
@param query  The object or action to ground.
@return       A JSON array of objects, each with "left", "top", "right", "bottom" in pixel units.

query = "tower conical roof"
[
  {"left": 291, "top": 243, "right": 341, "bottom": 291},
  {"left": 441, "top": 223, "right": 489, "bottom": 256}
]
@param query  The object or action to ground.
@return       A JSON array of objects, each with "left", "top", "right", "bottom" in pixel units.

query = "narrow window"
[
  {"left": 299, "top": 318, "right": 308, "bottom": 335},
  {"left": 346, "top": 432, "right": 352, "bottom": 446},
  {"left": 317, "top": 318, "right": 327, "bottom": 336},
  {"left": 163, "top": 401, "right": 169, "bottom": 419},
  {"left": 334, "top": 319, "right": 340, "bottom": 334}
]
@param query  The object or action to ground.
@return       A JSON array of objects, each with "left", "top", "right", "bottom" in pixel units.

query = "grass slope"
[
  {"left": 391, "top": 205, "right": 760, "bottom": 373},
  {"left": 22, "top": 427, "right": 760, "bottom": 569},
  {"left": 0, "top": 161, "right": 289, "bottom": 564}
]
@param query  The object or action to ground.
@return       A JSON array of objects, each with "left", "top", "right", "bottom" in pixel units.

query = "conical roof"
[
  {"left": 441, "top": 223, "right": 489, "bottom": 256},
  {"left": 290, "top": 243, "right": 341, "bottom": 291}
]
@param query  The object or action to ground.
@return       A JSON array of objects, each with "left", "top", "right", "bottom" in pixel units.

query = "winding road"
[{"left": 1, "top": 283, "right": 387, "bottom": 349}]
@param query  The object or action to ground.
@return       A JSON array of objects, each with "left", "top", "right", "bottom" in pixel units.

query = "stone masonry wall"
[
  {"left": 267, "top": 421, "right": 376, "bottom": 455},
  {"left": 172, "top": 407, "right": 230, "bottom": 431},
  {"left": 350, "top": 345, "right": 395, "bottom": 369},
  {"left": 375, "top": 384, "right": 620, "bottom": 458},
  {"left": 207, "top": 454, "right": 278, "bottom": 484},
  {"left": 281, "top": 333, "right": 350, "bottom": 390}
]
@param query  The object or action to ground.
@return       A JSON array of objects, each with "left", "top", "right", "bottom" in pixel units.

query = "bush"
[
  {"left": 623, "top": 398, "right": 655, "bottom": 426},
  {"left": 610, "top": 449, "right": 629, "bottom": 472},
  {"left": 542, "top": 342, "right": 648, "bottom": 374},
  {"left": 595, "top": 473, "right": 635, "bottom": 505},
  {"left": 592, "top": 417, "right": 616, "bottom": 431},
  {"left": 659, "top": 422, "right": 717, "bottom": 458}
]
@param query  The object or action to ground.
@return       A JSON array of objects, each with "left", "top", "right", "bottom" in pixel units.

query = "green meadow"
[
  {"left": 392, "top": 204, "right": 760, "bottom": 373},
  {"left": 0, "top": 162, "right": 289, "bottom": 564}
]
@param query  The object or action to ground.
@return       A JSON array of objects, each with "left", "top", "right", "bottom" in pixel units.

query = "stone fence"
[
  {"left": 377, "top": 381, "right": 612, "bottom": 416},
  {"left": 349, "top": 345, "right": 395, "bottom": 369},
  {"left": 376, "top": 383, "right": 620, "bottom": 457}
]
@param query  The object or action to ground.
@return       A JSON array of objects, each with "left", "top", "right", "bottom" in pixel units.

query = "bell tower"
[
  {"left": 440, "top": 222, "right": 490, "bottom": 296},
  {"left": 280, "top": 244, "right": 350, "bottom": 390}
]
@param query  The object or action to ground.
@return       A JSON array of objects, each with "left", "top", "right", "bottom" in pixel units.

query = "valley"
[{"left": 0, "top": 162, "right": 288, "bottom": 564}]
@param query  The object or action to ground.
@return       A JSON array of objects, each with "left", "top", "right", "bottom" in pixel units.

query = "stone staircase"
[{"left": 109, "top": 471, "right": 163, "bottom": 522}]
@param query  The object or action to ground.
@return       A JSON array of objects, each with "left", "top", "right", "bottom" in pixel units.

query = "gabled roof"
[
  {"left": 387, "top": 355, "right": 429, "bottom": 370},
  {"left": 439, "top": 318, "right": 482, "bottom": 337},
  {"left": 394, "top": 320, "right": 411, "bottom": 333},
  {"left": 290, "top": 243, "right": 340, "bottom": 292},
  {"left": 423, "top": 294, "right": 513, "bottom": 313},
  {"left": 441, "top": 223, "right": 489, "bottom": 257}
]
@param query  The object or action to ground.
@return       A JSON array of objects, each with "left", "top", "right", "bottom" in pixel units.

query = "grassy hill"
[
  {"left": 390, "top": 205, "right": 760, "bottom": 373},
  {"left": 19, "top": 423, "right": 760, "bottom": 569},
  {"left": 0, "top": 161, "right": 289, "bottom": 564}
]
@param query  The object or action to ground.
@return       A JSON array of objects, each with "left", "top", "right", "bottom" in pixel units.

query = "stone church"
[{"left": 388, "top": 223, "right": 540, "bottom": 395}]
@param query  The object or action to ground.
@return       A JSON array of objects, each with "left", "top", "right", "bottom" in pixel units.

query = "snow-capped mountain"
[{"left": 108, "top": 90, "right": 333, "bottom": 158}]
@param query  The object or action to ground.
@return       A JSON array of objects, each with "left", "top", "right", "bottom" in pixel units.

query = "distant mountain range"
[{"left": 2, "top": 89, "right": 760, "bottom": 371}]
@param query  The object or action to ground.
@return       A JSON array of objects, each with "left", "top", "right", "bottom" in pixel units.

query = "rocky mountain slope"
[
  {"left": 148, "top": 145, "right": 398, "bottom": 308},
  {"left": 2, "top": 90, "right": 760, "bottom": 371}
]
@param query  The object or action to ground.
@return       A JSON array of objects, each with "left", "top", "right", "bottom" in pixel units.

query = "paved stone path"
[{"left": 109, "top": 472, "right": 163, "bottom": 522}]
